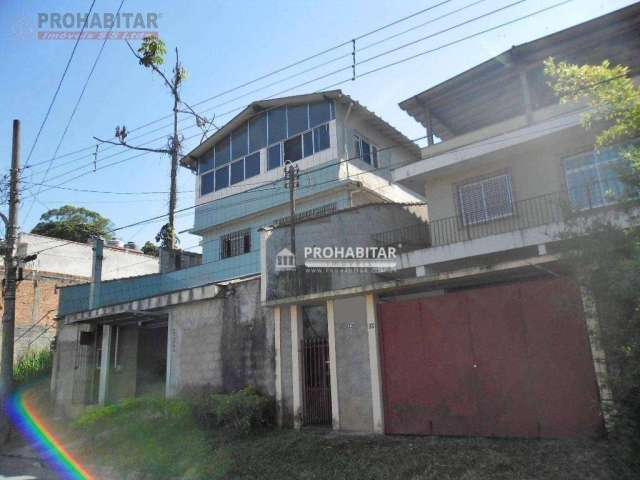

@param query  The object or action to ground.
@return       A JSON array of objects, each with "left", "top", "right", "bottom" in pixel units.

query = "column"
[{"left": 366, "top": 293, "right": 384, "bottom": 433}]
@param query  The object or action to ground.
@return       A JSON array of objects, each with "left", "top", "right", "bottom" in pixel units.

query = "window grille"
[
  {"left": 458, "top": 174, "right": 514, "bottom": 225},
  {"left": 220, "top": 228, "right": 252, "bottom": 259}
]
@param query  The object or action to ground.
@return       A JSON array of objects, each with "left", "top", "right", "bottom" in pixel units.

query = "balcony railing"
[{"left": 374, "top": 191, "right": 568, "bottom": 253}]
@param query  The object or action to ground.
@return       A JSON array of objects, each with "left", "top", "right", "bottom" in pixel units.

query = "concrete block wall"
[{"left": 167, "top": 278, "right": 275, "bottom": 398}]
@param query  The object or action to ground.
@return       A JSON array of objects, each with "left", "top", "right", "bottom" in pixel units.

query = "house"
[
  {"left": 0, "top": 233, "right": 159, "bottom": 361},
  {"left": 259, "top": 3, "right": 640, "bottom": 437},
  {"left": 51, "top": 91, "right": 424, "bottom": 416}
]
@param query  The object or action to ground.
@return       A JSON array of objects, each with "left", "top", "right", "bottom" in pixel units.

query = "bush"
[
  {"left": 13, "top": 348, "right": 53, "bottom": 385},
  {"left": 201, "top": 386, "right": 274, "bottom": 434}
]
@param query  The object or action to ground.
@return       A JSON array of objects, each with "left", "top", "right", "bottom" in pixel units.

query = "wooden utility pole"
[
  {"left": 284, "top": 161, "right": 299, "bottom": 255},
  {"left": 1, "top": 119, "right": 20, "bottom": 405}
]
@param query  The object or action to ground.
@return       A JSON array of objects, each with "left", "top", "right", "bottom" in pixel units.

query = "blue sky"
[{"left": 0, "top": 0, "right": 636, "bottom": 250}]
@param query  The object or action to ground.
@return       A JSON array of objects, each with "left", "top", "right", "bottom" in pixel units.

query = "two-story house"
[
  {"left": 51, "top": 91, "right": 423, "bottom": 416},
  {"left": 259, "top": 4, "right": 640, "bottom": 437}
]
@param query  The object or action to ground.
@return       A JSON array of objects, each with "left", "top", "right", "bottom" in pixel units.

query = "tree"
[
  {"left": 546, "top": 58, "right": 640, "bottom": 473},
  {"left": 141, "top": 241, "right": 159, "bottom": 257},
  {"left": 31, "top": 205, "right": 114, "bottom": 243},
  {"left": 94, "top": 35, "right": 216, "bottom": 250}
]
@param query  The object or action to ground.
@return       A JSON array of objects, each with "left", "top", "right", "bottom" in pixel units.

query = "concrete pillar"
[
  {"left": 290, "top": 305, "right": 303, "bottom": 429},
  {"left": 366, "top": 293, "right": 384, "bottom": 433},
  {"left": 327, "top": 300, "right": 340, "bottom": 430},
  {"left": 274, "top": 307, "right": 283, "bottom": 427},
  {"left": 98, "top": 324, "right": 112, "bottom": 405},
  {"left": 581, "top": 288, "right": 614, "bottom": 430},
  {"left": 89, "top": 237, "right": 104, "bottom": 310},
  {"left": 165, "top": 317, "right": 174, "bottom": 398}
]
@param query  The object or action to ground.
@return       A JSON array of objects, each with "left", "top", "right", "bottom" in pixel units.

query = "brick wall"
[{"left": 0, "top": 269, "right": 84, "bottom": 361}]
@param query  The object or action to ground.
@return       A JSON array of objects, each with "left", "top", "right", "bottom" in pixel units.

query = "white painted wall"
[{"left": 17, "top": 233, "right": 159, "bottom": 280}]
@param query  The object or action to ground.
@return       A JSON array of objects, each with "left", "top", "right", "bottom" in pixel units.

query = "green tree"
[
  {"left": 546, "top": 58, "right": 640, "bottom": 473},
  {"left": 142, "top": 241, "right": 159, "bottom": 256},
  {"left": 31, "top": 205, "right": 114, "bottom": 243}
]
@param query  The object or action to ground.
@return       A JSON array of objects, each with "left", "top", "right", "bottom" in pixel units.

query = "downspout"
[{"left": 343, "top": 101, "right": 354, "bottom": 205}]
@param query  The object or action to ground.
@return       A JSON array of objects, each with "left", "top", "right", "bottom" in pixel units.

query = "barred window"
[
  {"left": 458, "top": 174, "right": 514, "bottom": 225},
  {"left": 220, "top": 228, "right": 252, "bottom": 259}
]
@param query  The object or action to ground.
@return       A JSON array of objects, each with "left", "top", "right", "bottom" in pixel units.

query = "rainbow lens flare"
[{"left": 5, "top": 388, "right": 94, "bottom": 480}]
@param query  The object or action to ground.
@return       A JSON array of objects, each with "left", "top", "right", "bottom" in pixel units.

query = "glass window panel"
[
  {"left": 200, "top": 171, "right": 214, "bottom": 195},
  {"left": 249, "top": 113, "right": 267, "bottom": 152},
  {"left": 362, "top": 141, "right": 371, "bottom": 165},
  {"left": 230, "top": 159, "right": 244, "bottom": 185},
  {"left": 214, "top": 165, "right": 229, "bottom": 191},
  {"left": 309, "top": 100, "right": 331, "bottom": 127},
  {"left": 287, "top": 104, "right": 308, "bottom": 137},
  {"left": 199, "top": 151, "right": 214, "bottom": 174},
  {"left": 268, "top": 107, "right": 286, "bottom": 144},
  {"left": 268, "top": 143, "right": 281, "bottom": 170},
  {"left": 303, "top": 131, "right": 313, "bottom": 157},
  {"left": 245, "top": 152, "right": 261, "bottom": 179},
  {"left": 313, "top": 124, "right": 330, "bottom": 152},
  {"left": 284, "top": 135, "right": 303, "bottom": 163},
  {"left": 214, "top": 136, "right": 231, "bottom": 167},
  {"left": 564, "top": 152, "right": 594, "bottom": 171},
  {"left": 231, "top": 123, "right": 248, "bottom": 159},
  {"left": 353, "top": 135, "right": 361, "bottom": 159}
]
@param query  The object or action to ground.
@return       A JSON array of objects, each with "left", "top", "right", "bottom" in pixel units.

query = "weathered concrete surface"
[
  {"left": 50, "top": 323, "right": 85, "bottom": 418},
  {"left": 279, "top": 306, "right": 294, "bottom": 427},
  {"left": 167, "top": 278, "right": 275, "bottom": 398},
  {"left": 334, "top": 296, "right": 374, "bottom": 432}
]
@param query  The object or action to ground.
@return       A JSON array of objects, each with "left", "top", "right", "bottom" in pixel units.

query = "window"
[
  {"left": 199, "top": 151, "right": 214, "bottom": 174},
  {"left": 458, "top": 174, "right": 514, "bottom": 225},
  {"left": 249, "top": 113, "right": 267, "bottom": 152},
  {"left": 287, "top": 104, "right": 308, "bottom": 136},
  {"left": 284, "top": 135, "right": 303, "bottom": 162},
  {"left": 564, "top": 146, "right": 626, "bottom": 209},
  {"left": 215, "top": 165, "right": 229, "bottom": 191},
  {"left": 309, "top": 100, "right": 332, "bottom": 127},
  {"left": 313, "top": 124, "right": 330, "bottom": 153},
  {"left": 268, "top": 143, "right": 282, "bottom": 170},
  {"left": 230, "top": 159, "right": 244, "bottom": 185},
  {"left": 214, "top": 136, "right": 230, "bottom": 167},
  {"left": 201, "top": 171, "right": 214, "bottom": 195},
  {"left": 353, "top": 134, "right": 377, "bottom": 166},
  {"left": 303, "top": 131, "right": 313, "bottom": 157},
  {"left": 245, "top": 152, "right": 260, "bottom": 179},
  {"left": 231, "top": 123, "right": 248, "bottom": 159},
  {"left": 268, "top": 107, "right": 287, "bottom": 144},
  {"left": 220, "top": 228, "right": 251, "bottom": 259}
]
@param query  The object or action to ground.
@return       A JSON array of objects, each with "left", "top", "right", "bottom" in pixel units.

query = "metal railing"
[{"left": 374, "top": 191, "right": 567, "bottom": 253}]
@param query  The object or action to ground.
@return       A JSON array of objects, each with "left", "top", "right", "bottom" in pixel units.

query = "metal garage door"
[{"left": 379, "top": 276, "right": 603, "bottom": 438}]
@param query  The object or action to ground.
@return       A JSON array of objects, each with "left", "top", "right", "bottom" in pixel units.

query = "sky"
[{"left": 0, "top": 0, "right": 636, "bottom": 251}]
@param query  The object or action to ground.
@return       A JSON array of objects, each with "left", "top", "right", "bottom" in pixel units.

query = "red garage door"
[{"left": 379, "top": 277, "right": 603, "bottom": 438}]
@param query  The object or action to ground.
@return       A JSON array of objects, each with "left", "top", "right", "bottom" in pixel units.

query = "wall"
[
  {"left": 422, "top": 126, "right": 597, "bottom": 222},
  {"left": 265, "top": 203, "right": 427, "bottom": 300},
  {"left": 18, "top": 233, "right": 159, "bottom": 280},
  {"left": 333, "top": 296, "right": 374, "bottom": 432},
  {"left": 50, "top": 322, "right": 85, "bottom": 418},
  {"left": 108, "top": 325, "right": 139, "bottom": 403},
  {"left": 0, "top": 271, "right": 79, "bottom": 361},
  {"left": 167, "top": 278, "right": 275, "bottom": 398}
]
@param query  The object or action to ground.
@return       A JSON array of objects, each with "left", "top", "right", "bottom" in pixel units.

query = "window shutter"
[
  {"left": 483, "top": 174, "right": 513, "bottom": 219},
  {"left": 459, "top": 182, "right": 486, "bottom": 225}
]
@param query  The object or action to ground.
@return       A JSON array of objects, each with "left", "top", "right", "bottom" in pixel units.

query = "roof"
[
  {"left": 399, "top": 3, "right": 640, "bottom": 139},
  {"left": 181, "top": 90, "right": 419, "bottom": 169}
]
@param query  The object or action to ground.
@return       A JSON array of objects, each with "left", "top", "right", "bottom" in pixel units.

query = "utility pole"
[
  {"left": 284, "top": 161, "right": 300, "bottom": 255},
  {"left": 1, "top": 119, "right": 20, "bottom": 409}
]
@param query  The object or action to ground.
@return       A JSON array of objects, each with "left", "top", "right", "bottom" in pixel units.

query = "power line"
[
  {"left": 24, "top": 0, "right": 576, "bottom": 206},
  {"left": 24, "top": 0, "right": 126, "bottom": 222},
  {"left": 19, "top": 0, "right": 455, "bottom": 174},
  {"left": 22, "top": 0, "right": 96, "bottom": 169}
]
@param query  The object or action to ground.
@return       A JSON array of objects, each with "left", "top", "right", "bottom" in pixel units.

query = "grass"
[
  {"left": 69, "top": 396, "right": 622, "bottom": 480},
  {"left": 13, "top": 348, "right": 53, "bottom": 386}
]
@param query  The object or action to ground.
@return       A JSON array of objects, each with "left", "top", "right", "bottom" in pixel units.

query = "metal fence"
[{"left": 375, "top": 191, "right": 567, "bottom": 253}]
